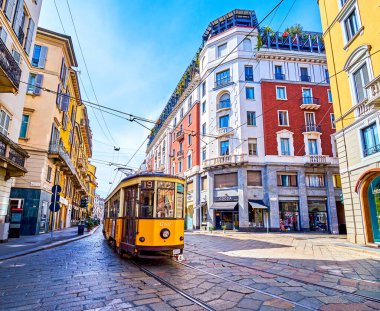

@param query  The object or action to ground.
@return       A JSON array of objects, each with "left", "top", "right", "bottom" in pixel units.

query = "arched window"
[
  {"left": 243, "top": 38, "right": 252, "bottom": 51},
  {"left": 219, "top": 93, "right": 231, "bottom": 109}
]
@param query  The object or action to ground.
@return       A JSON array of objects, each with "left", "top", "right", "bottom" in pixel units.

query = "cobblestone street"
[{"left": 0, "top": 229, "right": 379, "bottom": 310}]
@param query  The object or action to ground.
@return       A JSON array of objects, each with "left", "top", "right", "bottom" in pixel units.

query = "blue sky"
[{"left": 39, "top": 0, "right": 323, "bottom": 197}]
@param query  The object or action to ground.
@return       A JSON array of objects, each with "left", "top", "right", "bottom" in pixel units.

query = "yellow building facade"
[
  {"left": 87, "top": 163, "right": 97, "bottom": 216},
  {"left": 11, "top": 28, "right": 95, "bottom": 235},
  {"left": 317, "top": 0, "right": 380, "bottom": 244}
]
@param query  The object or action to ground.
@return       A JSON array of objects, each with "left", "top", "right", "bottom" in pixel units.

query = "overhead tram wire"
[
  {"left": 53, "top": 0, "right": 66, "bottom": 34},
  {"left": 65, "top": 0, "right": 118, "bottom": 147}
]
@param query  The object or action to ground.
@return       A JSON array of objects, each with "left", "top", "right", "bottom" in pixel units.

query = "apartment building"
[
  {"left": 0, "top": 0, "right": 43, "bottom": 241},
  {"left": 317, "top": 0, "right": 380, "bottom": 245},
  {"left": 145, "top": 9, "right": 342, "bottom": 233},
  {"left": 10, "top": 28, "right": 95, "bottom": 235}
]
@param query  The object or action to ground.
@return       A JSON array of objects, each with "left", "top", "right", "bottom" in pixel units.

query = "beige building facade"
[{"left": 0, "top": 0, "right": 43, "bottom": 241}]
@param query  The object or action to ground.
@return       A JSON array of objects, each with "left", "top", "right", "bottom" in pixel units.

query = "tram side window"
[
  {"left": 140, "top": 189, "right": 154, "bottom": 218},
  {"left": 176, "top": 183, "right": 184, "bottom": 218},
  {"left": 124, "top": 186, "right": 137, "bottom": 216},
  {"left": 156, "top": 182, "right": 175, "bottom": 218}
]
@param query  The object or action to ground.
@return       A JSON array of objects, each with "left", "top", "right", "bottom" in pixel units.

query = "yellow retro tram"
[{"left": 103, "top": 173, "right": 185, "bottom": 258}]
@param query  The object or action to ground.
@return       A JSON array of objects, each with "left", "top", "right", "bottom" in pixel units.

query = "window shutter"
[
  {"left": 12, "top": 0, "right": 24, "bottom": 40},
  {"left": 291, "top": 175, "right": 297, "bottom": 187},
  {"left": 277, "top": 175, "right": 282, "bottom": 186},
  {"left": 60, "top": 93, "right": 70, "bottom": 112},
  {"left": 4, "top": 0, "right": 16, "bottom": 21},
  {"left": 63, "top": 67, "right": 69, "bottom": 88},
  {"left": 38, "top": 46, "right": 48, "bottom": 68},
  {"left": 56, "top": 84, "right": 61, "bottom": 106},
  {"left": 24, "top": 18, "right": 35, "bottom": 55},
  {"left": 33, "top": 74, "right": 43, "bottom": 95}
]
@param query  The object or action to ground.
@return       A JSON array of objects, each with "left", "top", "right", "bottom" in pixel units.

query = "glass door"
[{"left": 368, "top": 176, "right": 380, "bottom": 242}]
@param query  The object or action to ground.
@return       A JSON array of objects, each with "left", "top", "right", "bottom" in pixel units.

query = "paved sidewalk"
[{"left": 0, "top": 225, "right": 99, "bottom": 261}]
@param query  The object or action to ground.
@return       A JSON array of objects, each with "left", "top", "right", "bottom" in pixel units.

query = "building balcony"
[
  {"left": 217, "top": 127, "right": 233, "bottom": 137},
  {"left": 176, "top": 130, "right": 184, "bottom": 142},
  {"left": 301, "top": 124, "right": 322, "bottom": 133},
  {"left": 365, "top": 75, "right": 380, "bottom": 108},
  {"left": 274, "top": 73, "right": 285, "bottom": 80},
  {"left": 300, "top": 75, "right": 311, "bottom": 82},
  {"left": 203, "top": 154, "right": 247, "bottom": 169},
  {"left": 300, "top": 97, "right": 320, "bottom": 110},
  {"left": 177, "top": 150, "right": 184, "bottom": 159},
  {"left": 363, "top": 144, "right": 380, "bottom": 157},
  {"left": 0, "top": 37, "right": 21, "bottom": 93},
  {"left": 214, "top": 76, "right": 233, "bottom": 89},
  {"left": 0, "top": 132, "right": 28, "bottom": 177},
  {"left": 304, "top": 155, "right": 331, "bottom": 166},
  {"left": 217, "top": 100, "right": 231, "bottom": 111}
]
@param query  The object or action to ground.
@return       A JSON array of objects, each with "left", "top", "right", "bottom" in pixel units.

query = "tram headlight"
[
  {"left": 180, "top": 236, "right": 184, "bottom": 241},
  {"left": 160, "top": 228, "right": 170, "bottom": 239},
  {"left": 139, "top": 237, "right": 145, "bottom": 242}
]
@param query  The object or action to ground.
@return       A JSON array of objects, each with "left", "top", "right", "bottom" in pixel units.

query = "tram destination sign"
[{"left": 214, "top": 195, "right": 239, "bottom": 202}]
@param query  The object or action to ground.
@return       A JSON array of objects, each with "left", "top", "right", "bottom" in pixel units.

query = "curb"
[{"left": 0, "top": 226, "right": 100, "bottom": 262}]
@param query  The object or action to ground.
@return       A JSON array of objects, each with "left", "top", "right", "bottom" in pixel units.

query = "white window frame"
[
  {"left": 338, "top": 1, "right": 363, "bottom": 46},
  {"left": 0, "top": 108, "right": 12, "bottom": 136},
  {"left": 276, "top": 86, "right": 287, "bottom": 100},
  {"left": 327, "top": 89, "right": 333, "bottom": 103},
  {"left": 330, "top": 113, "right": 336, "bottom": 129},
  {"left": 217, "top": 43, "right": 227, "bottom": 58},
  {"left": 276, "top": 130, "right": 294, "bottom": 156},
  {"left": 278, "top": 110, "right": 289, "bottom": 126},
  {"left": 248, "top": 138, "right": 258, "bottom": 156},
  {"left": 245, "top": 87, "right": 255, "bottom": 100}
]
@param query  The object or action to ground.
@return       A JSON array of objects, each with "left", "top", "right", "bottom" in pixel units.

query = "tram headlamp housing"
[
  {"left": 160, "top": 228, "right": 170, "bottom": 239},
  {"left": 180, "top": 236, "right": 184, "bottom": 241},
  {"left": 139, "top": 237, "right": 145, "bottom": 242}
]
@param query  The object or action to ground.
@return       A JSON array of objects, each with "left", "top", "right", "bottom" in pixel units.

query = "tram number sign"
[
  {"left": 157, "top": 181, "right": 174, "bottom": 189},
  {"left": 141, "top": 180, "right": 154, "bottom": 190}
]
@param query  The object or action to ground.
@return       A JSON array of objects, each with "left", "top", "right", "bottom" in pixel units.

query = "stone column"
[
  {"left": 207, "top": 171, "right": 215, "bottom": 229},
  {"left": 238, "top": 168, "right": 249, "bottom": 228},
  {"left": 326, "top": 170, "right": 339, "bottom": 234},
  {"left": 266, "top": 166, "right": 280, "bottom": 230},
  {"left": 298, "top": 169, "right": 310, "bottom": 231}
]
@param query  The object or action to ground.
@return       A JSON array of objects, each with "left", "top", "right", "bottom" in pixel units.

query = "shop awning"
[
  {"left": 210, "top": 202, "right": 238, "bottom": 210},
  {"left": 248, "top": 200, "right": 268, "bottom": 209}
]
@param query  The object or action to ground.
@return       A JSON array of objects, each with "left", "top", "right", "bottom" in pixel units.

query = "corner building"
[
  {"left": 0, "top": 0, "right": 43, "bottom": 241},
  {"left": 317, "top": 0, "right": 380, "bottom": 244},
  {"left": 10, "top": 28, "right": 94, "bottom": 235},
  {"left": 146, "top": 9, "right": 342, "bottom": 233}
]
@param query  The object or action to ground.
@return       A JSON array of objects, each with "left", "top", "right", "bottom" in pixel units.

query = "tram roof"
[{"left": 120, "top": 172, "right": 185, "bottom": 183}]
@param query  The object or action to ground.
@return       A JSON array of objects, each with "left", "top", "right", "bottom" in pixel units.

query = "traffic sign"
[
  {"left": 49, "top": 203, "right": 60, "bottom": 212},
  {"left": 51, "top": 193, "right": 60, "bottom": 203},
  {"left": 52, "top": 185, "right": 61, "bottom": 194}
]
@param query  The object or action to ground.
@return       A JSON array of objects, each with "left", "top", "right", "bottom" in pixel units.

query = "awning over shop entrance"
[
  {"left": 248, "top": 200, "right": 268, "bottom": 209},
  {"left": 210, "top": 202, "right": 238, "bottom": 210}
]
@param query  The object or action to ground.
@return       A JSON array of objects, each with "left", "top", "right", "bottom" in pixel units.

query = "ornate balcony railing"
[
  {"left": 301, "top": 124, "right": 322, "bottom": 133},
  {"left": 203, "top": 154, "right": 247, "bottom": 168},
  {"left": 217, "top": 127, "right": 233, "bottom": 136},
  {"left": 300, "top": 75, "right": 311, "bottom": 82},
  {"left": 48, "top": 142, "right": 77, "bottom": 175},
  {"left": 9, "top": 148, "right": 25, "bottom": 167},
  {"left": 274, "top": 73, "right": 285, "bottom": 80},
  {"left": 177, "top": 150, "right": 184, "bottom": 158},
  {"left": 0, "top": 37, "right": 21, "bottom": 91},
  {"left": 176, "top": 130, "right": 184, "bottom": 142},
  {"left": 0, "top": 131, "right": 28, "bottom": 175},
  {"left": 365, "top": 75, "right": 380, "bottom": 107},
  {"left": 215, "top": 76, "right": 231, "bottom": 88},
  {"left": 304, "top": 155, "right": 328, "bottom": 165},
  {"left": 301, "top": 97, "right": 320, "bottom": 105},
  {"left": 363, "top": 144, "right": 380, "bottom": 157},
  {"left": 217, "top": 100, "right": 231, "bottom": 110}
]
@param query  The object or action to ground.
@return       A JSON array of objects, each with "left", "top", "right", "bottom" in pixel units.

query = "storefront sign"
[
  {"left": 214, "top": 195, "right": 238, "bottom": 202},
  {"left": 30, "top": 182, "right": 41, "bottom": 187}
]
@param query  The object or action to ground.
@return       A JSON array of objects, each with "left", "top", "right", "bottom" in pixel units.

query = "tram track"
[
  {"left": 133, "top": 258, "right": 318, "bottom": 311},
  {"left": 182, "top": 248, "right": 380, "bottom": 305}
]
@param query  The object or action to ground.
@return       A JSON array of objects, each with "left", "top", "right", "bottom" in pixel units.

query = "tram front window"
[
  {"left": 156, "top": 186, "right": 175, "bottom": 218},
  {"left": 140, "top": 189, "right": 154, "bottom": 217}
]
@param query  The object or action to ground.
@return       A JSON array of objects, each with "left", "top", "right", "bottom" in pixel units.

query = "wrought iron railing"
[
  {"left": 215, "top": 76, "right": 231, "bottom": 88},
  {"left": 176, "top": 130, "right": 184, "bottom": 141},
  {"left": 301, "top": 97, "right": 320, "bottom": 105},
  {"left": 0, "top": 141, "right": 5, "bottom": 156},
  {"left": 203, "top": 154, "right": 247, "bottom": 168},
  {"left": 274, "top": 73, "right": 285, "bottom": 80},
  {"left": 0, "top": 37, "right": 21, "bottom": 89},
  {"left": 301, "top": 124, "right": 322, "bottom": 133},
  {"left": 217, "top": 100, "right": 231, "bottom": 110},
  {"left": 363, "top": 144, "right": 380, "bottom": 157},
  {"left": 8, "top": 148, "right": 25, "bottom": 167}
]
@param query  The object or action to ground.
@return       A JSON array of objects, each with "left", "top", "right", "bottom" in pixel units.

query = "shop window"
[
  {"left": 247, "top": 171, "right": 262, "bottom": 186},
  {"left": 214, "top": 172, "right": 237, "bottom": 188},
  {"left": 333, "top": 174, "right": 342, "bottom": 188},
  {"left": 279, "top": 202, "right": 300, "bottom": 231},
  {"left": 308, "top": 201, "right": 328, "bottom": 232}
]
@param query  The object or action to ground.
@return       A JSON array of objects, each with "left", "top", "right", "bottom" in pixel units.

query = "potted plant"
[{"left": 208, "top": 225, "right": 214, "bottom": 233}]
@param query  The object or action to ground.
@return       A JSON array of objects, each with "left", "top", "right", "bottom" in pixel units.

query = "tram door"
[{"left": 125, "top": 186, "right": 138, "bottom": 245}]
